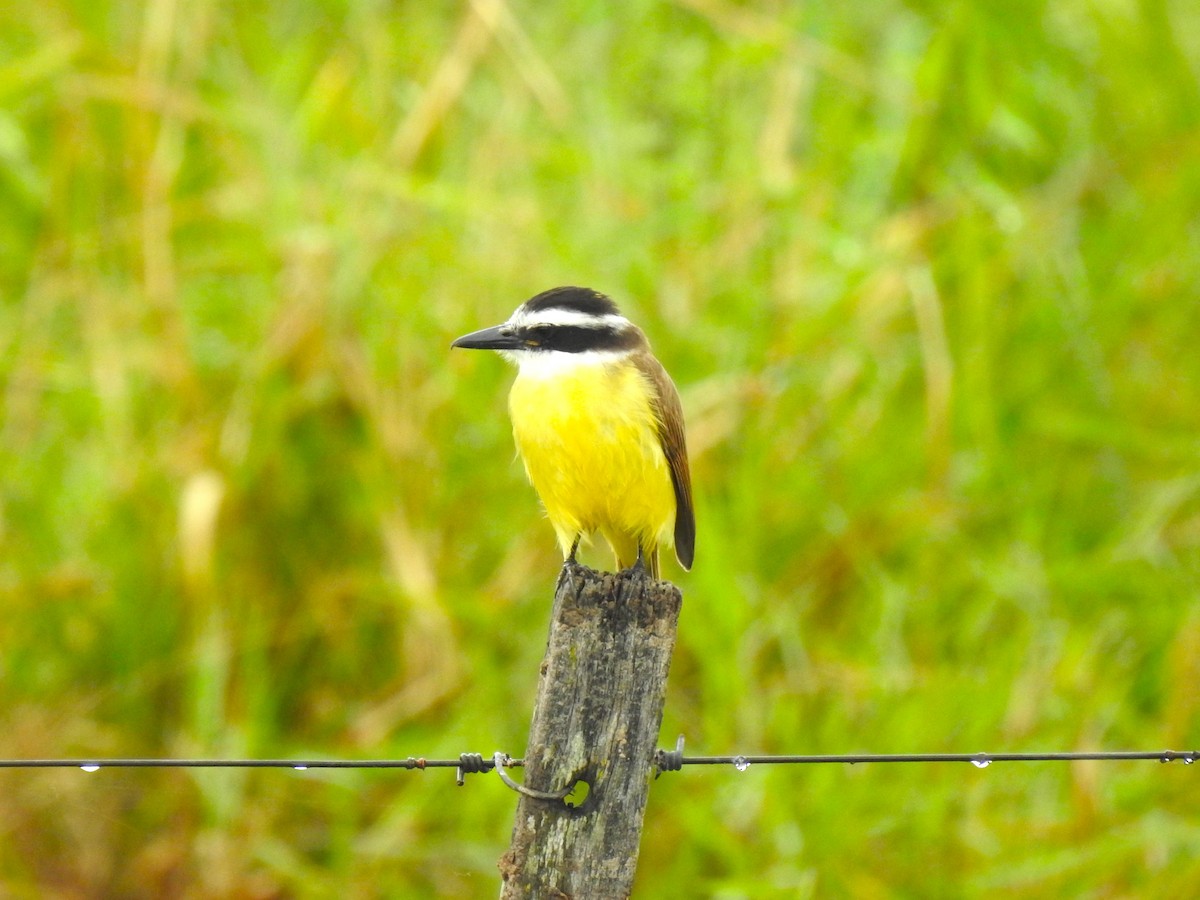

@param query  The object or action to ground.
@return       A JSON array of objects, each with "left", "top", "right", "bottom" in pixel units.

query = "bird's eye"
[{"left": 524, "top": 324, "right": 549, "bottom": 345}]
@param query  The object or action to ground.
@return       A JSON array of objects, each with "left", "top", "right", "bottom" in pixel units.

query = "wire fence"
[{"left": 1, "top": 744, "right": 1197, "bottom": 787}]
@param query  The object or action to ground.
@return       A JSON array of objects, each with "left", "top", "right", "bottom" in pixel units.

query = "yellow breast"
[{"left": 508, "top": 359, "right": 676, "bottom": 566}]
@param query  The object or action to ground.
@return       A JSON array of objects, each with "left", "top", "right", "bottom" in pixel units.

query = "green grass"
[{"left": 2, "top": 0, "right": 1200, "bottom": 895}]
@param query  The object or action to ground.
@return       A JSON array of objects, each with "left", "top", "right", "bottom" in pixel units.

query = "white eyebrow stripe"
[{"left": 510, "top": 308, "right": 631, "bottom": 329}]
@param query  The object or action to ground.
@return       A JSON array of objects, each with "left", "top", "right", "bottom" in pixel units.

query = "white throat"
[{"left": 503, "top": 348, "right": 628, "bottom": 379}]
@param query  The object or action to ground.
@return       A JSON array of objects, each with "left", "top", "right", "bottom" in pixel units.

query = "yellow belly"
[{"left": 508, "top": 361, "right": 676, "bottom": 570}]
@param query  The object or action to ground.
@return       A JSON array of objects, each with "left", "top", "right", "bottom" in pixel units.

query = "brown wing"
[{"left": 645, "top": 354, "right": 695, "bottom": 570}]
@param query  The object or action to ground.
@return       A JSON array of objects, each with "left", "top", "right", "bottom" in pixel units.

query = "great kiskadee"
[{"left": 452, "top": 286, "right": 694, "bottom": 579}]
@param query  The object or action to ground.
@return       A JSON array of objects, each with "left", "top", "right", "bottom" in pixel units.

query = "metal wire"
[
  {"left": 0, "top": 758, "right": 514, "bottom": 770},
  {"left": 673, "top": 750, "right": 1200, "bottom": 766},
  {"left": 0, "top": 748, "right": 1196, "bottom": 772}
]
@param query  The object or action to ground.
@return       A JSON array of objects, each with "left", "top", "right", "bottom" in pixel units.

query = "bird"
[{"left": 452, "top": 286, "right": 694, "bottom": 580}]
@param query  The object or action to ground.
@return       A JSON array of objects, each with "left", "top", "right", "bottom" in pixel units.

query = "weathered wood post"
[{"left": 498, "top": 562, "right": 682, "bottom": 898}]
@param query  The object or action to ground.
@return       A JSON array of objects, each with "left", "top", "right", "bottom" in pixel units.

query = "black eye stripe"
[{"left": 522, "top": 324, "right": 637, "bottom": 353}]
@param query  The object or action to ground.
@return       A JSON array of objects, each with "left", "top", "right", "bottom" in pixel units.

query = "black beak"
[{"left": 451, "top": 323, "right": 525, "bottom": 351}]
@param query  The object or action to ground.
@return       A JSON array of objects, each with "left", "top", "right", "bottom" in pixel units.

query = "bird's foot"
[
  {"left": 556, "top": 552, "right": 583, "bottom": 592},
  {"left": 623, "top": 548, "right": 654, "bottom": 582}
]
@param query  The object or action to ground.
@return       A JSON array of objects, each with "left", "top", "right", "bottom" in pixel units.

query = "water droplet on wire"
[
  {"left": 293, "top": 765, "right": 309, "bottom": 771},
  {"left": 733, "top": 756, "right": 751, "bottom": 772},
  {"left": 971, "top": 757, "right": 991, "bottom": 769},
  {"left": 1184, "top": 757, "right": 1195, "bottom": 766},
  {"left": 80, "top": 765, "right": 100, "bottom": 773}
]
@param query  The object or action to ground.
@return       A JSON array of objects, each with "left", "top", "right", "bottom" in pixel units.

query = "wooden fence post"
[{"left": 497, "top": 563, "right": 683, "bottom": 899}]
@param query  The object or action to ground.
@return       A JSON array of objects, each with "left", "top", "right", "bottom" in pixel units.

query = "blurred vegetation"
[{"left": 2, "top": 0, "right": 1199, "bottom": 895}]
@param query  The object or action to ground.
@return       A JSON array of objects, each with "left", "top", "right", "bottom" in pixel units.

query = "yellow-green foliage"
[{"left": 2, "top": 1, "right": 1199, "bottom": 895}]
